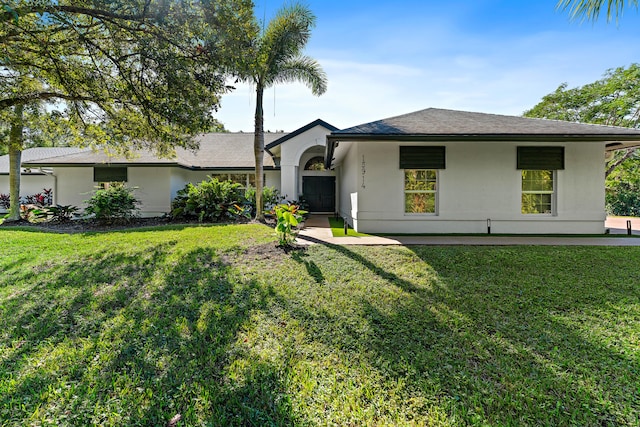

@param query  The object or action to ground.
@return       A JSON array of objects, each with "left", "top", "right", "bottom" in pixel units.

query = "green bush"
[
  {"left": 606, "top": 182, "right": 640, "bottom": 216},
  {"left": 85, "top": 183, "right": 140, "bottom": 223},
  {"left": 31, "top": 205, "right": 80, "bottom": 222},
  {"left": 244, "top": 185, "right": 282, "bottom": 212},
  {"left": 171, "top": 178, "right": 282, "bottom": 222},
  {"left": 171, "top": 177, "right": 245, "bottom": 222}
]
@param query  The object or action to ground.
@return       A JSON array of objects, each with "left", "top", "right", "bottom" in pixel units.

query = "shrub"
[
  {"left": 171, "top": 177, "right": 245, "bottom": 222},
  {"left": 85, "top": 183, "right": 140, "bottom": 223},
  {"left": 32, "top": 205, "right": 80, "bottom": 222},
  {"left": 606, "top": 182, "right": 640, "bottom": 216},
  {"left": 0, "top": 193, "right": 9, "bottom": 209},
  {"left": 272, "top": 203, "right": 307, "bottom": 246},
  {"left": 244, "top": 185, "right": 282, "bottom": 213},
  {"left": 0, "top": 189, "right": 53, "bottom": 210}
]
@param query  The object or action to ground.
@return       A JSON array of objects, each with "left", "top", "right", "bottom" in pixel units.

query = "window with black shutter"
[
  {"left": 399, "top": 146, "right": 446, "bottom": 169},
  {"left": 517, "top": 147, "right": 564, "bottom": 170},
  {"left": 94, "top": 166, "right": 128, "bottom": 182}
]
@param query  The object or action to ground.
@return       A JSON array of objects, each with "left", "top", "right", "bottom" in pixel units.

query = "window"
[
  {"left": 521, "top": 170, "right": 554, "bottom": 214},
  {"left": 304, "top": 156, "right": 326, "bottom": 171},
  {"left": 210, "top": 173, "right": 261, "bottom": 188},
  {"left": 517, "top": 147, "right": 564, "bottom": 170},
  {"left": 399, "top": 146, "right": 445, "bottom": 169},
  {"left": 94, "top": 167, "right": 127, "bottom": 183},
  {"left": 405, "top": 170, "right": 437, "bottom": 214}
]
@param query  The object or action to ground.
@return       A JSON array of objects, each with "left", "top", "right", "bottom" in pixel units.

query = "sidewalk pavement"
[{"left": 296, "top": 215, "right": 640, "bottom": 246}]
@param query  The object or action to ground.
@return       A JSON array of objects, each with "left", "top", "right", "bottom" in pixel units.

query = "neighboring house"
[
  {"left": 4, "top": 108, "right": 640, "bottom": 234},
  {"left": 326, "top": 108, "right": 640, "bottom": 234}
]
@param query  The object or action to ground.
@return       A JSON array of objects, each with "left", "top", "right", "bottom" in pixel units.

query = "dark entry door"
[{"left": 302, "top": 176, "right": 335, "bottom": 212}]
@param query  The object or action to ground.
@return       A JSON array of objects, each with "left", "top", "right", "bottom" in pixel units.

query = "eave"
[{"left": 324, "top": 133, "right": 640, "bottom": 168}]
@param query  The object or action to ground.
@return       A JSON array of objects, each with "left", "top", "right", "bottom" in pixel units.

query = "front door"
[{"left": 302, "top": 176, "right": 335, "bottom": 212}]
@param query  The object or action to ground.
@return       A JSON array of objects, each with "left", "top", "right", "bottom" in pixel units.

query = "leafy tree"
[
  {"left": 236, "top": 3, "right": 327, "bottom": 219},
  {"left": 524, "top": 64, "right": 640, "bottom": 176},
  {"left": 525, "top": 64, "right": 640, "bottom": 214},
  {"left": 557, "top": 0, "right": 639, "bottom": 22},
  {"left": 1, "top": 0, "right": 251, "bottom": 220}
]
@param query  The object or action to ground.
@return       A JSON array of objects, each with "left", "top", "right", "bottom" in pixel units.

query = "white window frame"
[
  {"left": 521, "top": 170, "right": 556, "bottom": 215},
  {"left": 209, "top": 173, "right": 261, "bottom": 189},
  {"left": 404, "top": 169, "right": 438, "bottom": 215}
]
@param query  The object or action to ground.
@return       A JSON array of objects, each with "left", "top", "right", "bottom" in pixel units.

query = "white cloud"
[{"left": 215, "top": 7, "right": 640, "bottom": 133}]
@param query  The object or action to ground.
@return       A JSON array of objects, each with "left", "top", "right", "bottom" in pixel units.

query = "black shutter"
[
  {"left": 517, "top": 147, "right": 564, "bottom": 170},
  {"left": 94, "top": 166, "right": 128, "bottom": 182},
  {"left": 399, "top": 146, "right": 446, "bottom": 169}
]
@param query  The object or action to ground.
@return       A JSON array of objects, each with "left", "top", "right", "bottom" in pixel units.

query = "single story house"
[
  {"left": 1, "top": 119, "right": 338, "bottom": 216},
  {"left": 3, "top": 108, "right": 640, "bottom": 234},
  {"left": 327, "top": 108, "right": 640, "bottom": 234}
]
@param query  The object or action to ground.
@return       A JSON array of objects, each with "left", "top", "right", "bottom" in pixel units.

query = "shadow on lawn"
[
  {"left": 0, "top": 244, "right": 300, "bottom": 426},
  {"left": 289, "top": 244, "right": 640, "bottom": 426}
]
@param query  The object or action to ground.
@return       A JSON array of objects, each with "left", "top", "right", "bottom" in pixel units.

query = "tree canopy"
[
  {"left": 1, "top": 0, "right": 252, "bottom": 154},
  {"left": 1, "top": 0, "right": 253, "bottom": 219},
  {"left": 525, "top": 64, "right": 640, "bottom": 215},
  {"left": 524, "top": 64, "right": 640, "bottom": 129}
]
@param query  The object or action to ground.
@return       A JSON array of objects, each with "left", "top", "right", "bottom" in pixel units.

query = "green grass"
[
  {"left": 1, "top": 223, "right": 640, "bottom": 426},
  {"left": 328, "top": 216, "right": 370, "bottom": 237}
]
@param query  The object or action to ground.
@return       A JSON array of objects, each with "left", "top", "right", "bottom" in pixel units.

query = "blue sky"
[{"left": 216, "top": 0, "right": 640, "bottom": 132}]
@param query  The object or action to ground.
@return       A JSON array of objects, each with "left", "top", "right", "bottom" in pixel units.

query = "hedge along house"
[
  {"left": 6, "top": 120, "right": 338, "bottom": 216},
  {"left": 326, "top": 108, "right": 640, "bottom": 234}
]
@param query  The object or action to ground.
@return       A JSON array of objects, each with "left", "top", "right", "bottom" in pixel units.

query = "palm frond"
[
  {"left": 270, "top": 56, "right": 327, "bottom": 96},
  {"left": 260, "top": 3, "right": 315, "bottom": 76},
  {"left": 557, "top": 0, "right": 639, "bottom": 22}
]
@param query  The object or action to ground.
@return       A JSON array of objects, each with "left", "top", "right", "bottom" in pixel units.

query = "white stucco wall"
[
  {"left": 128, "top": 167, "right": 171, "bottom": 216},
  {"left": 51, "top": 166, "right": 171, "bottom": 217},
  {"left": 336, "top": 141, "right": 359, "bottom": 227},
  {"left": 336, "top": 140, "right": 607, "bottom": 234},
  {"left": 52, "top": 167, "right": 95, "bottom": 209},
  {"left": 0, "top": 174, "right": 55, "bottom": 198},
  {"left": 0, "top": 173, "right": 56, "bottom": 212}
]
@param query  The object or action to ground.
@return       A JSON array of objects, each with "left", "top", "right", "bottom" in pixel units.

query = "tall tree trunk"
[
  {"left": 8, "top": 104, "right": 24, "bottom": 222},
  {"left": 254, "top": 84, "right": 265, "bottom": 220}
]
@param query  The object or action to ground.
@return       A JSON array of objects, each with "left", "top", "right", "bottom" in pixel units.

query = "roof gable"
[{"left": 266, "top": 119, "right": 338, "bottom": 150}]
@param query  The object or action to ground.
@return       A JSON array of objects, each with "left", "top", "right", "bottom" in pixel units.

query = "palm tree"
[
  {"left": 240, "top": 3, "right": 328, "bottom": 219},
  {"left": 558, "top": 0, "right": 638, "bottom": 21}
]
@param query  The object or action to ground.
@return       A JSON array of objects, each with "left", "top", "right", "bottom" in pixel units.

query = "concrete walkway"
[{"left": 296, "top": 215, "right": 640, "bottom": 246}]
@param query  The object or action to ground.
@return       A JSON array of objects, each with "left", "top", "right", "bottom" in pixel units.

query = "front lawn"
[{"left": 1, "top": 224, "right": 639, "bottom": 426}]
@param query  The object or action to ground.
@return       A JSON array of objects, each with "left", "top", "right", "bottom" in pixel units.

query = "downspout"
[{"left": 41, "top": 169, "right": 58, "bottom": 205}]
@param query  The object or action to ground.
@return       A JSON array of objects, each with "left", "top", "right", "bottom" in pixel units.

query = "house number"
[{"left": 361, "top": 155, "right": 366, "bottom": 188}]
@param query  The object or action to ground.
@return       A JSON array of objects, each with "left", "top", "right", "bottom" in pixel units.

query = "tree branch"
[
  {"left": 606, "top": 148, "right": 638, "bottom": 177},
  {"left": 0, "top": 92, "right": 95, "bottom": 109}
]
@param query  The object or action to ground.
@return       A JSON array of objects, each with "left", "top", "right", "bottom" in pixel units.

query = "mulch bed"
[{"left": 0, "top": 216, "right": 274, "bottom": 233}]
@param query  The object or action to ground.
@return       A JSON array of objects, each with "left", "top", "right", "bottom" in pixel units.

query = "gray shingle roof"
[
  {"left": 334, "top": 108, "right": 640, "bottom": 137},
  {"left": 20, "top": 133, "right": 286, "bottom": 169},
  {"left": 0, "top": 147, "right": 88, "bottom": 174}
]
